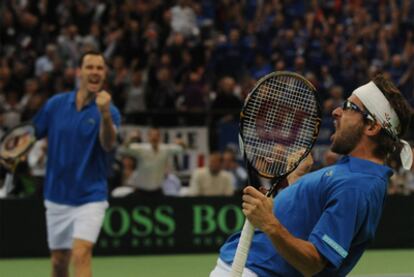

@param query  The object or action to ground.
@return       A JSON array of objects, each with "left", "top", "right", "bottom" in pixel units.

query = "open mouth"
[
  {"left": 333, "top": 120, "right": 340, "bottom": 131},
  {"left": 88, "top": 75, "right": 101, "bottom": 85}
]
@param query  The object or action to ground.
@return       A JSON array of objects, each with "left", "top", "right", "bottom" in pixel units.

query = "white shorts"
[
  {"left": 45, "top": 200, "right": 108, "bottom": 250},
  {"left": 209, "top": 258, "right": 258, "bottom": 277}
]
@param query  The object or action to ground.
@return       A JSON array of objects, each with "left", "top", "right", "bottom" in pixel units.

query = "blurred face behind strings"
[{"left": 79, "top": 54, "right": 106, "bottom": 95}]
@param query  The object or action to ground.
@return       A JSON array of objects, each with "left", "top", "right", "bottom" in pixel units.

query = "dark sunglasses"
[{"left": 342, "top": 100, "right": 375, "bottom": 122}]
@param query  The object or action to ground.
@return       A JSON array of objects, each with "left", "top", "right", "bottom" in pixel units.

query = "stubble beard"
[{"left": 331, "top": 122, "right": 364, "bottom": 155}]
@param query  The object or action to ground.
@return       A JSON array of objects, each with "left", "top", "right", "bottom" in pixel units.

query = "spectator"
[
  {"left": 120, "top": 156, "right": 138, "bottom": 188},
  {"left": 162, "top": 173, "right": 183, "bottom": 196},
  {"left": 210, "top": 76, "right": 243, "bottom": 122},
  {"left": 2, "top": 90, "right": 22, "bottom": 129},
  {"left": 323, "top": 85, "right": 345, "bottom": 115},
  {"left": 210, "top": 76, "right": 243, "bottom": 150},
  {"left": 82, "top": 22, "right": 103, "bottom": 52},
  {"left": 34, "top": 44, "right": 57, "bottom": 77},
  {"left": 319, "top": 65, "right": 334, "bottom": 93},
  {"left": 183, "top": 151, "right": 234, "bottom": 196},
  {"left": 110, "top": 156, "right": 139, "bottom": 198},
  {"left": 19, "top": 78, "right": 39, "bottom": 112},
  {"left": 108, "top": 55, "right": 129, "bottom": 110},
  {"left": 122, "top": 128, "right": 143, "bottom": 145},
  {"left": 165, "top": 32, "right": 187, "bottom": 70},
  {"left": 176, "top": 70, "right": 207, "bottom": 112},
  {"left": 57, "top": 24, "right": 82, "bottom": 68},
  {"left": 123, "top": 70, "right": 146, "bottom": 115},
  {"left": 249, "top": 52, "right": 273, "bottom": 80},
  {"left": 0, "top": 61, "right": 13, "bottom": 95},
  {"left": 147, "top": 67, "right": 177, "bottom": 111},
  {"left": 118, "top": 127, "right": 185, "bottom": 197},
  {"left": 293, "top": 55, "right": 308, "bottom": 77},
  {"left": 222, "top": 148, "right": 248, "bottom": 192},
  {"left": 174, "top": 49, "right": 193, "bottom": 84},
  {"left": 212, "top": 27, "right": 248, "bottom": 82},
  {"left": 170, "top": 0, "right": 199, "bottom": 38}
]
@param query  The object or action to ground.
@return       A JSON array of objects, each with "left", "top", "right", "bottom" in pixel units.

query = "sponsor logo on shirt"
[{"left": 87, "top": 118, "right": 96, "bottom": 125}]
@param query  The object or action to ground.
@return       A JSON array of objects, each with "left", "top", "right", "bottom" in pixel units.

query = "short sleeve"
[{"left": 308, "top": 188, "right": 368, "bottom": 269}]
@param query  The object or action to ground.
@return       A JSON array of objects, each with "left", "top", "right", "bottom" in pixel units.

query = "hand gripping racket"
[
  {"left": 231, "top": 71, "right": 321, "bottom": 276},
  {"left": 0, "top": 123, "right": 36, "bottom": 173}
]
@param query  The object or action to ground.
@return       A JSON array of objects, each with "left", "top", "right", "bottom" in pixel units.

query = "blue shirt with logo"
[
  {"left": 33, "top": 91, "right": 121, "bottom": 205},
  {"left": 220, "top": 156, "right": 392, "bottom": 276}
]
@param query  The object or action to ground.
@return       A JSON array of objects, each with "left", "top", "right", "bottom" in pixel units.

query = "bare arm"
[
  {"left": 96, "top": 91, "right": 116, "bottom": 151},
  {"left": 287, "top": 153, "right": 314, "bottom": 184},
  {"left": 262, "top": 218, "right": 327, "bottom": 276},
  {"left": 242, "top": 186, "right": 327, "bottom": 276}
]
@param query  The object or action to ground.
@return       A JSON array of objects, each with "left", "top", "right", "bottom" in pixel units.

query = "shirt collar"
[
  {"left": 338, "top": 156, "right": 393, "bottom": 180},
  {"left": 69, "top": 90, "right": 96, "bottom": 108},
  {"left": 69, "top": 90, "right": 76, "bottom": 104}
]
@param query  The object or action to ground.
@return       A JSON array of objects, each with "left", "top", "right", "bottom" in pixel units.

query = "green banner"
[{"left": 97, "top": 197, "right": 244, "bottom": 255}]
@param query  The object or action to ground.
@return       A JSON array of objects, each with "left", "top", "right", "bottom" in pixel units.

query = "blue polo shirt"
[
  {"left": 220, "top": 156, "right": 392, "bottom": 276},
  {"left": 33, "top": 91, "right": 121, "bottom": 205}
]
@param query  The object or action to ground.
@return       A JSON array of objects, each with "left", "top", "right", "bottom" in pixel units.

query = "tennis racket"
[
  {"left": 0, "top": 123, "right": 37, "bottom": 173},
  {"left": 231, "top": 71, "right": 321, "bottom": 276}
]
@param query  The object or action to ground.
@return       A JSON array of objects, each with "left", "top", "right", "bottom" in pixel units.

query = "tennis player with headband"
[
  {"left": 32, "top": 50, "right": 121, "bottom": 277},
  {"left": 211, "top": 74, "right": 412, "bottom": 277}
]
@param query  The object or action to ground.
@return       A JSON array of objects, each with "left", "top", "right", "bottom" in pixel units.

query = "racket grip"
[{"left": 230, "top": 219, "right": 255, "bottom": 277}]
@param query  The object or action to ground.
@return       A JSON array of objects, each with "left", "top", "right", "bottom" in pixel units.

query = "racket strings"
[
  {"left": 0, "top": 125, "right": 36, "bottom": 158},
  {"left": 245, "top": 80, "right": 317, "bottom": 134},
  {"left": 242, "top": 76, "right": 319, "bottom": 176}
]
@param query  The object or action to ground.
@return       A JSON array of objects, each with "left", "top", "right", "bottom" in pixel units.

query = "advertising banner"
[
  {"left": 97, "top": 197, "right": 243, "bottom": 255},
  {"left": 1, "top": 195, "right": 413, "bottom": 258}
]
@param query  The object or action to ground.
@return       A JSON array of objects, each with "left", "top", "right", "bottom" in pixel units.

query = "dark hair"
[
  {"left": 209, "top": 151, "right": 223, "bottom": 159},
  {"left": 78, "top": 50, "right": 106, "bottom": 67},
  {"left": 370, "top": 74, "right": 413, "bottom": 165}
]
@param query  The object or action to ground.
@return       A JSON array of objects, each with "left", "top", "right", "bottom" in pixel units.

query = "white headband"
[{"left": 353, "top": 81, "right": 413, "bottom": 170}]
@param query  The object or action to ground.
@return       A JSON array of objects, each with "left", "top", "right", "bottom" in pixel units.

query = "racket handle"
[{"left": 230, "top": 219, "right": 255, "bottom": 277}]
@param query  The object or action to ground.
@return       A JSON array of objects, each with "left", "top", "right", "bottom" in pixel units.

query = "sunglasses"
[{"left": 342, "top": 100, "right": 375, "bottom": 122}]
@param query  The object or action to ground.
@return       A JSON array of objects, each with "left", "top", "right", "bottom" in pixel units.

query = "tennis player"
[
  {"left": 33, "top": 50, "right": 121, "bottom": 277},
  {"left": 211, "top": 74, "right": 413, "bottom": 276}
]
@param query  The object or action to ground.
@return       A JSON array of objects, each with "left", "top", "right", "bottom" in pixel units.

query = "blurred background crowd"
[{"left": 1, "top": 0, "right": 414, "bottom": 198}]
